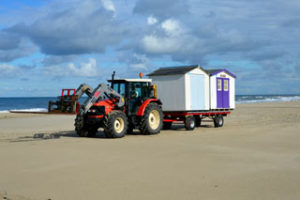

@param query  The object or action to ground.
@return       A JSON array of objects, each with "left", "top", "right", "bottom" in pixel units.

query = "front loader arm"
[
  {"left": 75, "top": 83, "right": 93, "bottom": 99},
  {"left": 80, "top": 83, "right": 124, "bottom": 115}
]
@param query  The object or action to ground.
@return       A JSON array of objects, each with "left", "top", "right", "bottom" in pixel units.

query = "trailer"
[
  {"left": 148, "top": 65, "right": 236, "bottom": 130},
  {"left": 162, "top": 110, "right": 231, "bottom": 130}
]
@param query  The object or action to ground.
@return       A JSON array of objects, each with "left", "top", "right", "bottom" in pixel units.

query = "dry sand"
[{"left": 0, "top": 101, "right": 300, "bottom": 200}]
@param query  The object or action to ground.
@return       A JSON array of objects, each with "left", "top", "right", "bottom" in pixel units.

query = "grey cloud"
[
  {"left": 0, "top": 44, "right": 36, "bottom": 62},
  {"left": 281, "top": 18, "right": 300, "bottom": 28},
  {"left": 246, "top": 50, "right": 286, "bottom": 62},
  {"left": 8, "top": 0, "right": 130, "bottom": 56},
  {"left": 0, "top": 31, "right": 35, "bottom": 62},
  {"left": 0, "top": 32, "right": 21, "bottom": 50},
  {"left": 133, "top": 0, "right": 189, "bottom": 19},
  {"left": 131, "top": 0, "right": 300, "bottom": 69},
  {"left": 42, "top": 55, "right": 78, "bottom": 65},
  {"left": 295, "top": 63, "right": 300, "bottom": 73}
]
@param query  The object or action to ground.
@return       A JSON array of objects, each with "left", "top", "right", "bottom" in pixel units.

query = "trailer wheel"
[
  {"left": 104, "top": 111, "right": 128, "bottom": 138},
  {"left": 140, "top": 103, "right": 163, "bottom": 135},
  {"left": 195, "top": 115, "right": 202, "bottom": 127},
  {"left": 185, "top": 116, "right": 195, "bottom": 131},
  {"left": 214, "top": 115, "right": 224, "bottom": 128},
  {"left": 163, "top": 122, "right": 172, "bottom": 129}
]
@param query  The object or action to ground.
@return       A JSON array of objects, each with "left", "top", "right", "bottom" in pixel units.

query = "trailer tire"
[
  {"left": 139, "top": 103, "right": 163, "bottom": 135},
  {"left": 185, "top": 116, "right": 195, "bottom": 131},
  {"left": 214, "top": 115, "right": 224, "bottom": 128},
  {"left": 104, "top": 111, "right": 128, "bottom": 138},
  {"left": 195, "top": 115, "right": 202, "bottom": 127},
  {"left": 163, "top": 122, "right": 172, "bottom": 130}
]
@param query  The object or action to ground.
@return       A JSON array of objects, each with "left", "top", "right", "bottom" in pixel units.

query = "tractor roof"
[{"left": 108, "top": 79, "right": 152, "bottom": 83}]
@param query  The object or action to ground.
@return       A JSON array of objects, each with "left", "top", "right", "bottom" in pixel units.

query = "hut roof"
[{"left": 147, "top": 65, "right": 200, "bottom": 76}]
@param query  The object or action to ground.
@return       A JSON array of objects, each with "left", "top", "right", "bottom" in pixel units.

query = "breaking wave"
[{"left": 236, "top": 95, "right": 300, "bottom": 104}]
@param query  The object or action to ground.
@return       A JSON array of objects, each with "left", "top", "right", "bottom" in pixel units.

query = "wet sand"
[{"left": 0, "top": 101, "right": 300, "bottom": 200}]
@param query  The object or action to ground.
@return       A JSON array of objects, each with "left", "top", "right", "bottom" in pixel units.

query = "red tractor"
[{"left": 74, "top": 75, "right": 163, "bottom": 138}]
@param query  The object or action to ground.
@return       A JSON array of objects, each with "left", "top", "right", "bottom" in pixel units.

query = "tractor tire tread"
[
  {"left": 139, "top": 103, "right": 163, "bottom": 135},
  {"left": 104, "top": 110, "right": 128, "bottom": 138}
]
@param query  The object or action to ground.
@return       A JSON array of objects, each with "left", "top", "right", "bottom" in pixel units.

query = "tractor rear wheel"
[
  {"left": 104, "top": 111, "right": 128, "bottom": 138},
  {"left": 139, "top": 103, "right": 163, "bottom": 135}
]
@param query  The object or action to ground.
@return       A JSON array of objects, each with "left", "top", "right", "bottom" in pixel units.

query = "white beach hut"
[
  {"left": 148, "top": 65, "right": 210, "bottom": 111},
  {"left": 204, "top": 69, "right": 236, "bottom": 110}
]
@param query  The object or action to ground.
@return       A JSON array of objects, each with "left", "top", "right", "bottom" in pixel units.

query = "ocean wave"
[
  {"left": 0, "top": 110, "right": 9, "bottom": 113},
  {"left": 10, "top": 108, "right": 48, "bottom": 112},
  {"left": 0, "top": 108, "right": 48, "bottom": 113},
  {"left": 236, "top": 95, "right": 300, "bottom": 104}
]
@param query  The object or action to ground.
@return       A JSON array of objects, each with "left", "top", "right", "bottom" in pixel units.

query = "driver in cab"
[{"left": 130, "top": 85, "right": 139, "bottom": 112}]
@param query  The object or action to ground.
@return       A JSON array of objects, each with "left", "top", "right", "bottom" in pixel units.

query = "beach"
[{"left": 0, "top": 101, "right": 300, "bottom": 200}]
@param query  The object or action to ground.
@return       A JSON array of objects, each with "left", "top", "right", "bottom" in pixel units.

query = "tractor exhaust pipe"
[{"left": 111, "top": 71, "right": 116, "bottom": 88}]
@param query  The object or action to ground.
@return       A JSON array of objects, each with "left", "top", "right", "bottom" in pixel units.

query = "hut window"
[
  {"left": 224, "top": 80, "right": 229, "bottom": 91},
  {"left": 217, "top": 79, "right": 222, "bottom": 91}
]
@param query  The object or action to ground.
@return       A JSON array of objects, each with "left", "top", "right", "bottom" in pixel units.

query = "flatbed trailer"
[{"left": 162, "top": 110, "right": 232, "bottom": 130}]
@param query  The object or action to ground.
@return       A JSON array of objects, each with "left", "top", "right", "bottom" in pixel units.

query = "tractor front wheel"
[
  {"left": 75, "top": 114, "right": 97, "bottom": 137},
  {"left": 139, "top": 103, "right": 163, "bottom": 135},
  {"left": 104, "top": 111, "right": 128, "bottom": 138}
]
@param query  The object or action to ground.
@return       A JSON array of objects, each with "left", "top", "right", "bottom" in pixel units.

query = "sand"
[{"left": 0, "top": 101, "right": 300, "bottom": 200}]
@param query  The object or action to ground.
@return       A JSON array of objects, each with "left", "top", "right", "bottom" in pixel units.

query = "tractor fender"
[{"left": 136, "top": 99, "right": 162, "bottom": 116}]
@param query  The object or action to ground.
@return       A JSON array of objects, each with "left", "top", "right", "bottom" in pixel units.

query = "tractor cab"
[{"left": 108, "top": 79, "right": 154, "bottom": 115}]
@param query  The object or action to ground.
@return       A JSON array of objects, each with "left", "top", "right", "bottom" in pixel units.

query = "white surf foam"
[
  {"left": 9, "top": 108, "right": 48, "bottom": 112},
  {"left": 237, "top": 96, "right": 300, "bottom": 104},
  {"left": 0, "top": 110, "right": 9, "bottom": 113}
]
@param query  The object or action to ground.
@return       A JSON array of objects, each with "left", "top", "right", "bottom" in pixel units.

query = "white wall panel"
[{"left": 152, "top": 75, "right": 186, "bottom": 111}]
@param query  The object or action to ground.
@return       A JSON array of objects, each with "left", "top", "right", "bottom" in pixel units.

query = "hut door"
[
  {"left": 190, "top": 74, "right": 205, "bottom": 110},
  {"left": 217, "top": 78, "right": 229, "bottom": 108}
]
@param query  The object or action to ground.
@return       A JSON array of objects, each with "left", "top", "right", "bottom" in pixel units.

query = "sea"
[{"left": 0, "top": 95, "right": 300, "bottom": 113}]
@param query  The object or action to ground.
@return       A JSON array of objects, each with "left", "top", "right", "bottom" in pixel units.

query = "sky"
[{"left": 0, "top": 0, "right": 299, "bottom": 97}]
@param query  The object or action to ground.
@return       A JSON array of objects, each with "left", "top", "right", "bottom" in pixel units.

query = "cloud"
[
  {"left": 44, "top": 58, "right": 99, "bottom": 77},
  {"left": 7, "top": 0, "right": 129, "bottom": 56},
  {"left": 0, "top": 32, "right": 36, "bottom": 62},
  {"left": 133, "top": 0, "right": 189, "bottom": 19},
  {"left": 129, "top": 54, "right": 151, "bottom": 71},
  {"left": 295, "top": 63, "right": 300, "bottom": 73},
  {"left": 1, "top": 0, "right": 300, "bottom": 95},
  {"left": 0, "top": 32, "right": 21, "bottom": 50},
  {"left": 101, "top": 0, "right": 116, "bottom": 13},
  {"left": 0, "top": 63, "right": 21, "bottom": 77},
  {"left": 42, "top": 55, "right": 78, "bottom": 65},
  {"left": 147, "top": 16, "right": 158, "bottom": 25}
]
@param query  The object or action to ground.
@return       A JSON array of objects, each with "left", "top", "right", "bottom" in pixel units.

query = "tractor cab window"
[
  {"left": 141, "top": 82, "right": 150, "bottom": 98},
  {"left": 130, "top": 83, "right": 141, "bottom": 99},
  {"left": 113, "top": 83, "right": 126, "bottom": 97},
  {"left": 129, "top": 82, "right": 150, "bottom": 114},
  {"left": 130, "top": 82, "right": 150, "bottom": 99}
]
